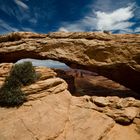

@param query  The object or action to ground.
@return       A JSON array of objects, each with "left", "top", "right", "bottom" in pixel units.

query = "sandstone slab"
[{"left": 0, "top": 63, "right": 140, "bottom": 140}]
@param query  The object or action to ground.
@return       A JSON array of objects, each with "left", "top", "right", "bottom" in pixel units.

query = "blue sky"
[
  {"left": 0, "top": 0, "right": 140, "bottom": 34},
  {"left": 17, "top": 58, "right": 70, "bottom": 69}
]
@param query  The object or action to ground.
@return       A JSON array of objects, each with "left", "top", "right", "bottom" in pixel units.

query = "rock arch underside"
[{"left": 0, "top": 31, "right": 140, "bottom": 93}]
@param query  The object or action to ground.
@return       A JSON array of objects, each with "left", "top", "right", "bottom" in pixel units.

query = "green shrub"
[
  {"left": 8, "top": 61, "right": 37, "bottom": 86},
  {"left": 0, "top": 87, "right": 26, "bottom": 107},
  {"left": 0, "top": 61, "right": 37, "bottom": 107}
]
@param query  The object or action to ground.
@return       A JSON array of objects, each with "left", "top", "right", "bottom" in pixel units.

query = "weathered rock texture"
[
  {"left": 0, "top": 32, "right": 140, "bottom": 93},
  {"left": 0, "top": 63, "right": 140, "bottom": 140}
]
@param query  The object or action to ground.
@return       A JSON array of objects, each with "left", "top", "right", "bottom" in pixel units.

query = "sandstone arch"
[{"left": 0, "top": 32, "right": 140, "bottom": 93}]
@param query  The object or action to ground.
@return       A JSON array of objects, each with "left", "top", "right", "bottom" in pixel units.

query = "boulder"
[{"left": 94, "top": 97, "right": 110, "bottom": 107}]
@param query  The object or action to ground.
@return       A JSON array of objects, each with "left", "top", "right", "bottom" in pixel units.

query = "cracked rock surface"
[{"left": 0, "top": 63, "right": 140, "bottom": 140}]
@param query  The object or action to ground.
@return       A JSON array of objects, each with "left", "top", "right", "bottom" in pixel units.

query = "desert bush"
[
  {"left": 0, "top": 86, "right": 26, "bottom": 107},
  {"left": 0, "top": 61, "right": 37, "bottom": 107},
  {"left": 8, "top": 61, "right": 37, "bottom": 86}
]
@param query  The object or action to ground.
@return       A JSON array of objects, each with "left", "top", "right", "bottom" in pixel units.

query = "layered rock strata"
[{"left": 0, "top": 32, "right": 140, "bottom": 93}]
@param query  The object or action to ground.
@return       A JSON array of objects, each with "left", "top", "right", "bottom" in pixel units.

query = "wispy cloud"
[
  {"left": 134, "top": 27, "right": 140, "bottom": 33},
  {"left": 0, "top": 19, "right": 19, "bottom": 34},
  {"left": 58, "top": 27, "right": 69, "bottom": 32},
  {"left": 14, "top": 0, "right": 29, "bottom": 10},
  {"left": 21, "top": 27, "right": 35, "bottom": 32},
  {"left": 58, "top": 4, "right": 135, "bottom": 33},
  {"left": 0, "top": 0, "right": 30, "bottom": 24},
  {"left": 58, "top": 24, "right": 85, "bottom": 32}
]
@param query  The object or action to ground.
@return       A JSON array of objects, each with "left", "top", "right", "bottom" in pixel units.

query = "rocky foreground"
[
  {"left": 0, "top": 32, "right": 140, "bottom": 93},
  {"left": 0, "top": 63, "right": 140, "bottom": 140}
]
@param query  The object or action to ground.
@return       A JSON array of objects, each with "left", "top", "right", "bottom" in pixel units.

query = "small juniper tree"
[
  {"left": 8, "top": 61, "right": 37, "bottom": 86},
  {"left": 0, "top": 61, "right": 37, "bottom": 107}
]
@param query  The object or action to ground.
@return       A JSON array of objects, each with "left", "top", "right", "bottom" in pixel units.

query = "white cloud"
[
  {"left": 58, "top": 4, "right": 135, "bottom": 32},
  {"left": 58, "top": 24, "right": 86, "bottom": 32},
  {"left": 58, "top": 27, "right": 69, "bottom": 32},
  {"left": 14, "top": 0, "right": 29, "bottom": 10},
  {"left": 96, "top": 6, "right": 134, "bottom": 31}
]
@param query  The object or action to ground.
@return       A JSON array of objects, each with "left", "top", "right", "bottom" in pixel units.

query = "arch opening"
[
  {"left": 16, "top": 58, "right": 140, "bottom": 99},
  {"left": 16, "top": 58, "right": 70, "bottom": 69}
]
